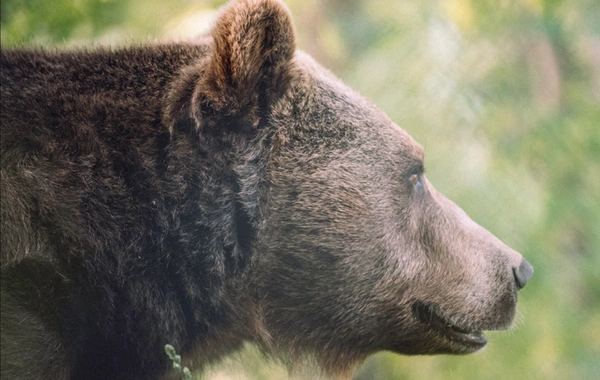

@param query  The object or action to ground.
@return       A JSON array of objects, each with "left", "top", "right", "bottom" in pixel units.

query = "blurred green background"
[{"left": 2, "top": 0, "right": 599, "bottom": 379}]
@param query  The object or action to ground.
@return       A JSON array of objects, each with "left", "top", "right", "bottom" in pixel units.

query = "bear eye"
[
  {"left": 409, "top": 173, "right": 424, "bottom": 191},
  {"left": 409, "top": 174, "right": 419, "bottom": 186}
]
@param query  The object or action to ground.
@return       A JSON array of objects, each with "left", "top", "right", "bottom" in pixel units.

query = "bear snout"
[{"left": 513, "top": 258, "right": 534, "bottom": 289}]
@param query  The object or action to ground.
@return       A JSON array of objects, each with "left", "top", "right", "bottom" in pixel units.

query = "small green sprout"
[{"left": 164, "top": 344, "right": 192, "bottom": 380}]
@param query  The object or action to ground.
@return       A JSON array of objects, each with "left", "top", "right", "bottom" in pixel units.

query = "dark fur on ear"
[{"left": 171, "top": 0, "right": 296, "bottom": 133}]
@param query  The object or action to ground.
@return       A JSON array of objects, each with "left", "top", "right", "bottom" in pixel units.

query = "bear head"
[{"left": 167, "top": 0, "right": 533, "bottom": 375}]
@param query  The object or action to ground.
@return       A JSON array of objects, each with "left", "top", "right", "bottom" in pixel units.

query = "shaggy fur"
[{"left": 0, "top": 0, "right": 533, "bottom": 379}]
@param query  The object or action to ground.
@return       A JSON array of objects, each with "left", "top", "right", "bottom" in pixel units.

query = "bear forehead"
[{"left": 288, "top": 51, "right": 425, "bottom": 164}]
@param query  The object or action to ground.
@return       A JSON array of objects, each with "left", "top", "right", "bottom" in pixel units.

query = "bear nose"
[{"left": 513, "top": 258, "right": 534, "bottom": 289}]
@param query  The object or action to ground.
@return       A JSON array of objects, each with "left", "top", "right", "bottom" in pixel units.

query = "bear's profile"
[{"left": 0, "top": 0, "right": 533, "bottom": 379}]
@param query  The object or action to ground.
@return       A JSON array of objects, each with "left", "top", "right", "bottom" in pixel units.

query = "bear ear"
[{"left": 193, "top": 0, "right": 296, "bottom": 131}]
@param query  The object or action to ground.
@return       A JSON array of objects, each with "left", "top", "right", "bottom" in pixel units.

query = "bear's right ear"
[{"left": 170, "top": 0, "right": 296, "bottom": 133}]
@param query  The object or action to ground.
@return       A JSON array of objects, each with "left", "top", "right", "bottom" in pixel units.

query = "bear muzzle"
[{"left": 414, "top": 302, "right": 489, "bottom": 352}]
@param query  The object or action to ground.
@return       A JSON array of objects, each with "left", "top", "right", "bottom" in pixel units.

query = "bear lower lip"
[{"left": 414, "top": 303, "right": 488, "bottom": 350}]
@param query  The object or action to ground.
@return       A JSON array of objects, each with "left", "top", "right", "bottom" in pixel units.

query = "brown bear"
[{"left": 0, "top": 0, "right": 533, "bottom": 379}]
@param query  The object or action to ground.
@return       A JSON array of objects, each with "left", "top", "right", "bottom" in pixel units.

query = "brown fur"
[{"left": 0, "top": 1, "right": 532, "bottom": 379}]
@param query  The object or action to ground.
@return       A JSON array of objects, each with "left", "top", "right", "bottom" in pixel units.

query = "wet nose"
[{"left": 513, "top": 258, "right": 534, "bottom": 289}]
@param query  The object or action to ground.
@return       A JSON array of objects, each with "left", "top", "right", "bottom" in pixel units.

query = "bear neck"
[{"left": 161, "top": 114, "right": 271, "bottom": 339}]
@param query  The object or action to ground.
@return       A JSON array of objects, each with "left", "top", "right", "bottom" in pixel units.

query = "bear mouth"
[{"left": 414, "top": 303, "right": 488, "bottom": 351}]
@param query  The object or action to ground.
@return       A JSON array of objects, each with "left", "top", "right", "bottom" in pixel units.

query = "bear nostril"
[{"left": 513, "top": 258, "right": 534, "bottom": 289}]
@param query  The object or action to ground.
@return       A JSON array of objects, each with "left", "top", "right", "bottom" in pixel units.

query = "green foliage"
[
  {"left": 165, "top": 344, "right": 192, "bottom": 380},
  {"left": 3, "top": 0, "right": 598, "bottom": 379},
  {"left": 0, "top": 0, "right": 127, "bottom": 45}
]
